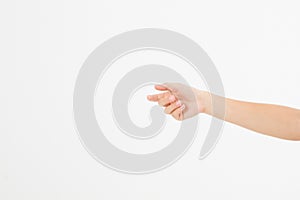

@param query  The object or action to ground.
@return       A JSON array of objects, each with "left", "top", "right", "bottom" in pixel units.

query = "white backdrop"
[{"left": 1, "top": 0, "right": 300, "bottom": 199}]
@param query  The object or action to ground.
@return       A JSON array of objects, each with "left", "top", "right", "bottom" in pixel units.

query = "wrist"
[{"left": 196, "top": 90, "right": 212, "bottom": 115}]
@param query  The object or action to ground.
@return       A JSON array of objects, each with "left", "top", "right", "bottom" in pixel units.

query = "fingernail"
[
  {"left": 176, "top": 100, "right": 181, "bottom": 106},
  {"left": 169, "top": 95, "right": 175, "bottom": 101},
  {"left": 180, "top": 104, "right": 185, "bottom": 110}
]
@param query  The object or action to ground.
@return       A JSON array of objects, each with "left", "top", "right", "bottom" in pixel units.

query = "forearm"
[{"left": 199, "top": 91, "right": 300, "bottom": 140}]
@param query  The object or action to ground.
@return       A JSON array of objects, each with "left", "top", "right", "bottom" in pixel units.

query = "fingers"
[
  {"left": 147, "top": 91, "right": 170, "bottom": 102},
  {"left": 159, "top": 82, "right": 177, "bottom": 93},
  {"left": 154, "top": 84, "right": 169, "bottom": 91},
  {"left": 171, "top": 105, "right": 185, "bottom": 121},
  {"left": 158, "top": 95, "right": 176, "bottom": 107},
  {"left": 147, "top": 83, "right": 175, "bottom": 102},
  {"left": 155, "top": 83, "right": 176, "bottom": 92},
  {"left": 164, "top": 100, "right": 182, "bottom": 114}
]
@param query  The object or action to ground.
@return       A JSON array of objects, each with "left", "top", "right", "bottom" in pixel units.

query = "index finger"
[{"left": 147, "top": 92, "right": 170, "bottom": 102}]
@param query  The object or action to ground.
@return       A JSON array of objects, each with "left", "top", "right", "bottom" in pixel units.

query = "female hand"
[{"left": 147, "top": 83, "right": 208, "bottom": 121}]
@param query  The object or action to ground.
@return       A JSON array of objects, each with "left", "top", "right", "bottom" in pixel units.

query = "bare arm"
[
  {"left": 147, "top": 83, "right": 300, "bottom": 141},
  {"left": 201, "top": 91, "right": 300, "bottom": 141}
]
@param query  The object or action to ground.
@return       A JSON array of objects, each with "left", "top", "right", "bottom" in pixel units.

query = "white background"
[{"left": 1, "top": 0, "right": 300, "bottom": 199}]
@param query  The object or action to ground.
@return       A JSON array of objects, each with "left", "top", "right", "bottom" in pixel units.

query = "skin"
[{"left": 147, "top": 83, "right": 300, "bottom": 141}]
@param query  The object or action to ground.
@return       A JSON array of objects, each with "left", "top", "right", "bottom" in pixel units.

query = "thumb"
[{"left": 154, "top": 84, "right": 169, "bottom": 91}]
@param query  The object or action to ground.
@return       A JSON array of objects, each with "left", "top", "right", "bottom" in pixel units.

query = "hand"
[{"left": 147, "top": 83, "right": 208, "bottom": 121}]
